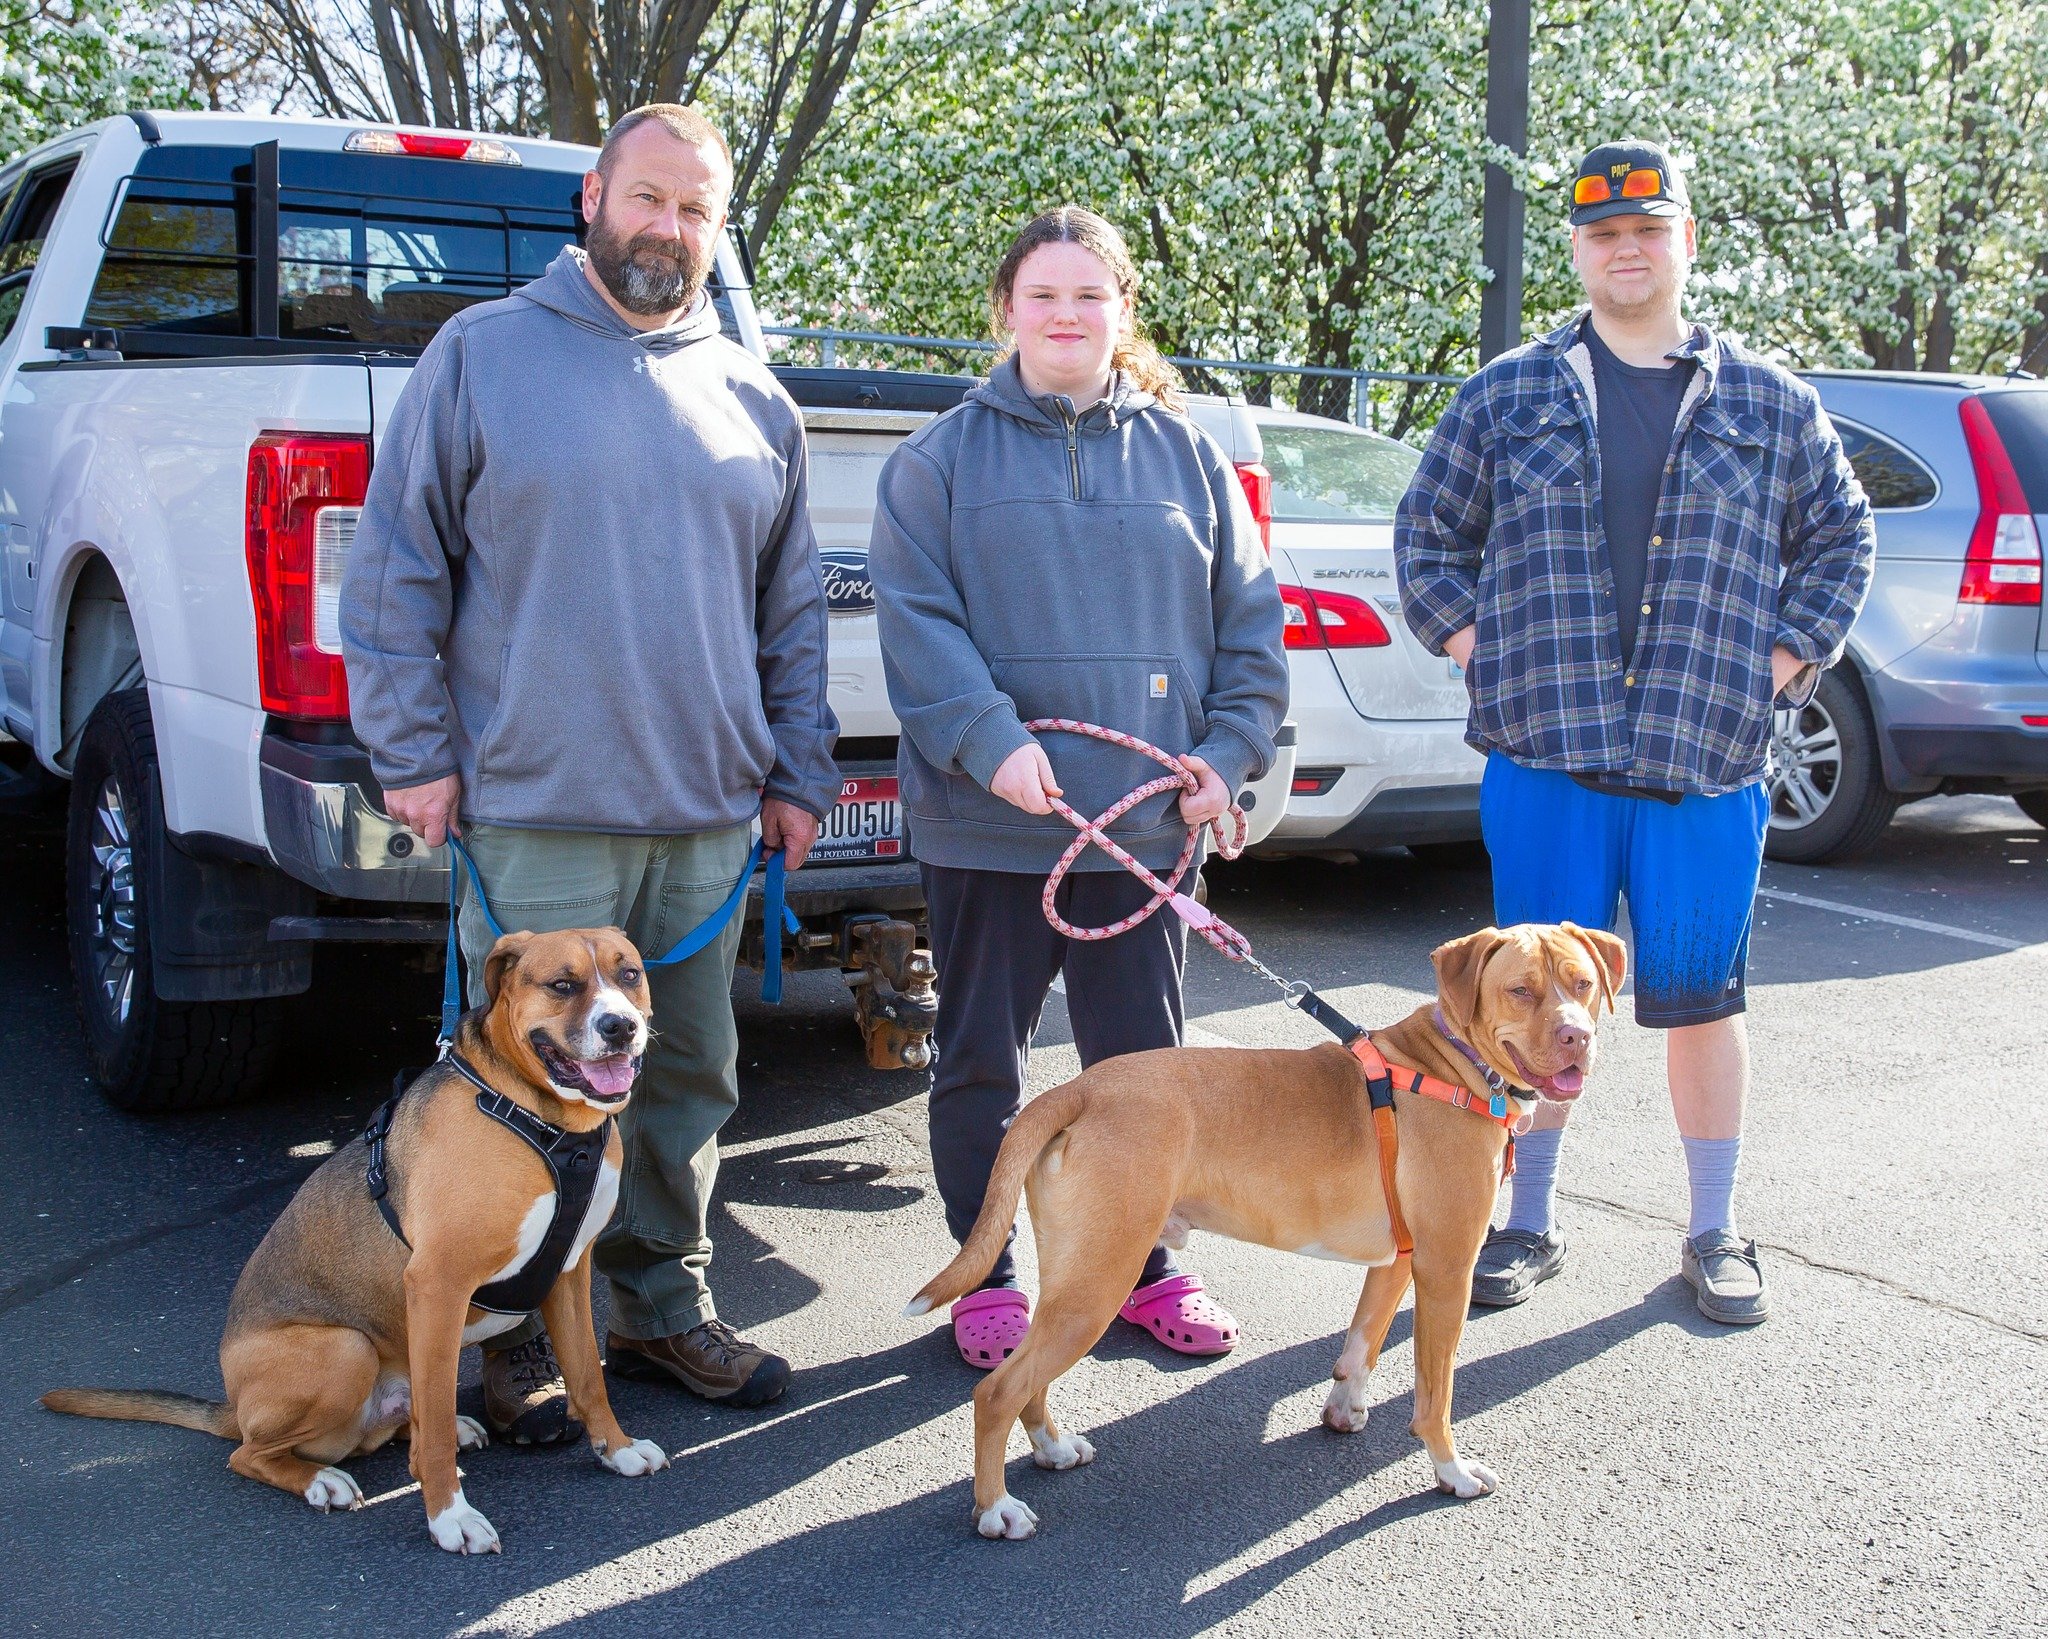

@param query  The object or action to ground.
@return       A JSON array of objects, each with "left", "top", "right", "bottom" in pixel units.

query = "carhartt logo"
[{"left": 1149, "top": 673, "right": 1169, "bottom": 699}]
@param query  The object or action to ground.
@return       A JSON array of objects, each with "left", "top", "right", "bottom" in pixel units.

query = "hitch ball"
[{"left": 847, "top": 918, "right": 939, "bottom": 1071}]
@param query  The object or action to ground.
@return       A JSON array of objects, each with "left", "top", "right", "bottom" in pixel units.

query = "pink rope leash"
[{"left": 1024, "top": 718, "right": 1254, "bottom": 962}]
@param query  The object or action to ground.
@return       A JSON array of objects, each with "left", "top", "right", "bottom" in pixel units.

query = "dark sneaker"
[
  {"left": 481, "top": 1334, "right": 583, "bottom": 1445},
  {"left": 1682, "top": 1231, "right": 1771, "bottom": 1325},
  {"left": 606, "top": 1320, "right": 791, "bottom": 1407},
  {"left": 1469, "top": 1228, "right": 1567, "bottom": 1308}
]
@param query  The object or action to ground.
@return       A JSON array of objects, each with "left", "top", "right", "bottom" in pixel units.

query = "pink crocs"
[
  {"left": 952, "top": 1287, "right": 1030, "bottom": 1370},
  {"left": 1118, "top": 1272, "right": 1239, "bottom": 1355}
]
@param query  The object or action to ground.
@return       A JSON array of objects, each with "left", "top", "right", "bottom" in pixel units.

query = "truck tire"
[
  {"left": 1763, "top": 668, "right": 1900, "bottom": 865},
  {"left": 66, "top": 689, "right": 284, "bottom": 1110},
  {"left": 2016, "top": 791, "right": 2048, "bottom": 829}
]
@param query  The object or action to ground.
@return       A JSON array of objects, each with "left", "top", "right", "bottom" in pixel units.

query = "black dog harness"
[{"left": 365, "top": 1054, "right": 617, "bottom": 1315}]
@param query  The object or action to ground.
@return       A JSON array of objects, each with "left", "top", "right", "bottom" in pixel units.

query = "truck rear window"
[
  {"left": 83, "top": 145, "right": 744, "bottom": 351},
  {"left": 1981, "top": 391, "right": 2048, "bottom": 515}
]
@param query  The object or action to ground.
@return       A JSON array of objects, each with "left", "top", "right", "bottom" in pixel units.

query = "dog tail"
[
  {"left": 40, "top": 1387, "right": 236, "bottom": 1439},
  {"left": 904, "top": 1079, "right": 1088, "bottom": 1318}
]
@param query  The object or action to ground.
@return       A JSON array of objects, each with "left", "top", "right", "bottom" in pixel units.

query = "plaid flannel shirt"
[{"left": 1395, "top": 314, "right": 1875, "bottom": 795}]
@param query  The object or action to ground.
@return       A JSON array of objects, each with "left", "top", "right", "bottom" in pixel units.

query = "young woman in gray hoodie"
[{"left": 870, "top": 208, "right": 1288, "bottom": 1371}]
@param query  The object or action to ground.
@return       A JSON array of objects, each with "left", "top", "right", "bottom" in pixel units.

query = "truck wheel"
[
  {"left": 2016, "top": 791, "right": 2048, "bottom": 829},
  {"left": 66, "top": 689, "right": 283, "bottom": 1111},
  {"left": 1763, "top": 669, "right": 1900, "bottom": 865}
]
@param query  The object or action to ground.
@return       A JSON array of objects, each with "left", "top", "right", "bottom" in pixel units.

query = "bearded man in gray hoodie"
[{"left": 340, "top": 105, "right": 837, "bottom": 1439}]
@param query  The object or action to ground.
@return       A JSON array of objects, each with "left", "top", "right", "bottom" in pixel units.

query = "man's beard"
[{"left": 586, "top": 209, "right": 713, "bottom": 317}]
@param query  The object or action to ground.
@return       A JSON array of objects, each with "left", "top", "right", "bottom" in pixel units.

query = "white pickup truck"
[{"left": 0, "top": 111, "right": 1293, "bottom": 1110}]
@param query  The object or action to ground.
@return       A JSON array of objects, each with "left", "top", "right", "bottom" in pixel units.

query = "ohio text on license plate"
[{"left": 813, "top": 776, "right": 902, "bottom": 862}]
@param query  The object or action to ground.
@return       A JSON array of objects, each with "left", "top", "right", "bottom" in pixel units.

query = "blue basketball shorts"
[{"left": 1479, "top": 753, "right": 1770, "bottom": 1029}]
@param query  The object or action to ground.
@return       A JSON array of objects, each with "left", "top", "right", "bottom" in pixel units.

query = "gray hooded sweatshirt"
[
  {"left": 341, "top": 247, "right": 838, "bottom": 834},
  {"left": 870, "top": 357, "right": 1288, "bottom": 874}
]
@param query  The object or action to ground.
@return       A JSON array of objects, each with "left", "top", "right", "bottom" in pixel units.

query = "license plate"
[{"left": 811, "top": 775, "right": 903, "bottom": 863}]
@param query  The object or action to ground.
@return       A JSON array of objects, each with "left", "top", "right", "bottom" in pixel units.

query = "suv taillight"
[
  {"left": 246, "top": 433, "right": 369, "bottom": 720},
  {"left": 1278, "top": 584, "right": 1391, "bottom": 649},
  {"left": 1234, "top": 461, "right": 1273, "bottom": 553},
  {"left": 1958, "top": 397, "right": 2042, "bottom": 607}
]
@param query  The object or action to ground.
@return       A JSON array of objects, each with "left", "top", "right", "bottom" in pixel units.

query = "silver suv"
[{"left": 1772, "top": 373, "right": 2048, "bottom": 861}]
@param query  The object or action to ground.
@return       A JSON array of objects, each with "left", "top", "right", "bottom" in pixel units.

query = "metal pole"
[{"left": 1479, "top": 0, "right": 1531, "bottom": 363}]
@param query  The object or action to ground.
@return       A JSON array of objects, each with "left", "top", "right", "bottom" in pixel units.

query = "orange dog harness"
[{"left": 1346, "top": 1035, "right": 1527, "bottom": 1259}]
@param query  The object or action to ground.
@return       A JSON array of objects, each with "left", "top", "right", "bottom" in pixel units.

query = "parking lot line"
[{"left": 1755, "top": 886, "right": 2041, "bottom": 955}]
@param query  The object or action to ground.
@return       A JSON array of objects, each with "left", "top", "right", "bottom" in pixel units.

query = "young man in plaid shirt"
[{"left": 1395, "top": 140, "right": 1875, "bottom": 1325}]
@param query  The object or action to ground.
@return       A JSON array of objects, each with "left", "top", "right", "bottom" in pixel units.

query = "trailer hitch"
[{"left": 843, "top": 916, "right": 937, "bottom": 1071}]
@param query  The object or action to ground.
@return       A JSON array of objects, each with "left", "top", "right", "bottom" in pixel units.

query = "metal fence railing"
[{"left": 760, "top": 325, "right": 1461, "bottom": 434}]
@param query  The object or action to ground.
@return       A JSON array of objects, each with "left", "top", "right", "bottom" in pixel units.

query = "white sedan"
[{"left": 1249, "top": 409, "right": 1484, "bottom": 857}]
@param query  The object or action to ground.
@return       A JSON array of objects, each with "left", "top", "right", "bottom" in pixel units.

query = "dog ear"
[
  {"left": 1562, "top": 921, "right": 1627, "bottom": 1015},
  {"left": 482, "top": 932, "right": 533, "bottom": 1007},
  {"left": 1432, "top": 927, "right": 1509, "bottom": 1041}
]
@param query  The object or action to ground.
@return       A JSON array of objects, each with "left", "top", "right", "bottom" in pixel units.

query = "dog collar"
[{"left": 1431, "top": 1007, "right": 1534, "bottom": 1116}]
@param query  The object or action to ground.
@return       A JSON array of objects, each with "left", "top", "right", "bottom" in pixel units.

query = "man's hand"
[
  {"left": 1770, "top": 645, "right": 1812, "bottom": 699},
  {"left": 384, "top": 774, "right": 461, "bottom": 848},
  {"left": 991, "top": 743, "right": 1062, "bottom": 815},
  {"left": 761, "top": 797, "right": 820, "bottom": 871},
  {"left": 1444, "top": 625, "right": 1477, "bottom": 669},
  {"left": 1177, "top": 754, "right": 1231, "bottom": 827}
]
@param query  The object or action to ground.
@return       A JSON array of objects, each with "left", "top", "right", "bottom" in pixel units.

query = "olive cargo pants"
[{"left": 456, "top": 819, "right": 752, "bottom": 1346}]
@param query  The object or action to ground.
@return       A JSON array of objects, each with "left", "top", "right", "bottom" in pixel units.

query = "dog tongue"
[
  {"left": 581, "top": 1055, "right": 636, "bottom": 1098},
  {"left": 1546, "top": 1065, "right": 1585, "bottom": 1095}
]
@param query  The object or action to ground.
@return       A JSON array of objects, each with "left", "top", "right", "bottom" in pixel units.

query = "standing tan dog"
[
  {"left": 906, "top": 922, "right": 1627, "bottom": 1539},
  {"left": 43, "top": 928, "right": 669, "bottom": 1555}
]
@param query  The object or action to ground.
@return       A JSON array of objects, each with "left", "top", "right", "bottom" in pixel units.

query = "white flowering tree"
[
  {"left": 766, "top": 0, "right": 2048, "bottom": 421},
  {"left": 766, "top": 0, "right": 1497, "bottom": 433},
  {"left": 0, "top": 0, "right": 190, "bottom": 162}
]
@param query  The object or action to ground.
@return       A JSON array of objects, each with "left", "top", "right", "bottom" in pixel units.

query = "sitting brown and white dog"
[
  {"left": 43, "top": 928, "right": 667, "bottom": 1556},
  {"left": 906, "top": 922, "right": 1626, "bottom": 1539}
]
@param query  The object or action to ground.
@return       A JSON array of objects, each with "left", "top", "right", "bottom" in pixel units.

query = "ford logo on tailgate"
[{"left": 820, "top": 549, "right": 876, "bottom": 616}]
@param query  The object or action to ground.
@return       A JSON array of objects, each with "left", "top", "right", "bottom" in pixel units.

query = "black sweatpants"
[{"left": 923, "top": 862, "right": 1188, "bottom": 1290}]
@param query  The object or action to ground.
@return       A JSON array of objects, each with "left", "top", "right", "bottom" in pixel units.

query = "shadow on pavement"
[{"left": 445, "top": 1297, "right": 1674, "bottom": 1634}]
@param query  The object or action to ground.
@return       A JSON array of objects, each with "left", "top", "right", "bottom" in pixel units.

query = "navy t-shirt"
[{"left": 1584, "top": 322, "right": 1693, "bottom": 659}]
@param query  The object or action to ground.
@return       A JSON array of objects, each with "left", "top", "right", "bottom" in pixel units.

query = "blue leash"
[{"left": 438, "top": 832, "right": 800, "bottom": 1046}]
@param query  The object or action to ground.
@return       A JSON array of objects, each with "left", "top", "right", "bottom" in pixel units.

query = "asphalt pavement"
[{"left": 1, "top": 795, "right": 2043, "bottom": 1637}]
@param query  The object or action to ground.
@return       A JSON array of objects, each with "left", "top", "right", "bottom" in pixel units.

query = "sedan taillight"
[{"left": 1278, "top": 584, "right": 1392, "bottom": 649}]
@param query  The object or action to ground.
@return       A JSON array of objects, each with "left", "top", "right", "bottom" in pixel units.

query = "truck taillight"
[
  {"left": 1278, "top": 584, "right": 1392, "bottom": 649},
  {"left": 1234, "top": 461, "right": 1273, "bottom": 553},
  {"left": 1958, "top": 397, "right": 2043, "bottom": 608},
  {"left": 246, "top": 433, "right": 369, "bottom": 721}
]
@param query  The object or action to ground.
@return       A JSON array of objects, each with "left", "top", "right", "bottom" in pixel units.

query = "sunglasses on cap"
[{"left": 1573, "top": 169, "right": 1667, "bottom": 207}]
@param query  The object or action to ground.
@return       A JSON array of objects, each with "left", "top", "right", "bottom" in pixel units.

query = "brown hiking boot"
[
  {"left": 606, "top": 1320, "right": 790, "bottom": 1407},
  {"left": 481, "top": 1334, "right": 582, "bottom": 1445}
]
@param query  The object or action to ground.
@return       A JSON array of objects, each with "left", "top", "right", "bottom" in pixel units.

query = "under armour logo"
[{"left": 632, "top": 354, "right": 653, "bottom": 374}]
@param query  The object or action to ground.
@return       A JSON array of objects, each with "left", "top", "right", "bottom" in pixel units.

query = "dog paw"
[
  {"left": 454, "top": 1415, "right": 490, "bottom": 1452},
  {"left": 1433, "top": 1456, "right": 1499, "bottom": 1499},
  {"left": 303, "top": 1467, "right": 363, "bottom": 1511},
  {"left": 1321, "top": 1383, "right": 1369, "bottom": 1435},
  {"left": 427, "top": 1491, "right": 502, "bottom": 1555},
  {"left": 975, "top": 1494, "right": 1039, "bottom": 1540},
  {"left": 1027, "top": 1427, "right": 1095, "bottom": 1471},
  {"left": 598, "top": 1437, "right": 669, "bottom": 1478}
]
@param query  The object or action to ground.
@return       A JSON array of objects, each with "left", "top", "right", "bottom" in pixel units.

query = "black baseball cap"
[{"left": 1568, "top": 140, "right": 1689, "bottom": 225}]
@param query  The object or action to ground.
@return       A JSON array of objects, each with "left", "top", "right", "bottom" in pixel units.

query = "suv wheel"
[
  {"left": 1763, "top": 669, "right": 1900, "bottom": 864},
  {"left": 2017, "top": 790, "right": 2048, "bottom": 829},
  {"left": 66, "top": 689, "right": 284, "bottom": 1111}
]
